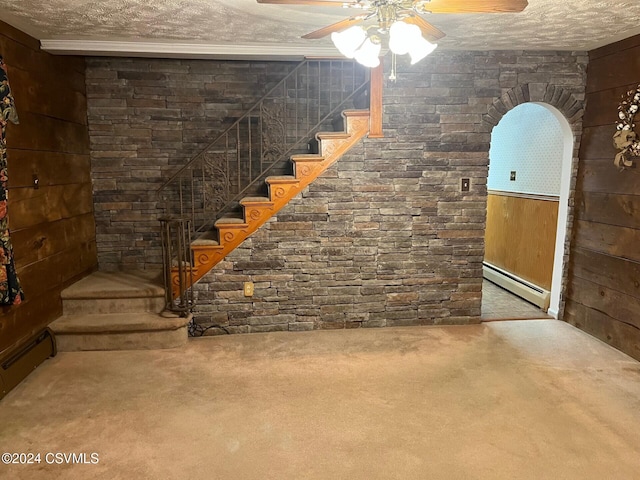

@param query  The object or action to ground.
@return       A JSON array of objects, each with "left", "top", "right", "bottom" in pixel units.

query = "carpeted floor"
[{"left": 1, "top": 320, "right": 639, "bottom": 480}]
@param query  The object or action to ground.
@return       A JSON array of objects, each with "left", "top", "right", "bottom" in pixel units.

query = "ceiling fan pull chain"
[{"left": 389, "top": 52, "right": 397, "bottom": 82}]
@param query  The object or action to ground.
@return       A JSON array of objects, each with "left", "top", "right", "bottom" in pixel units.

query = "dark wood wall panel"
[
  {"left": 577, "top": 160, "right": 640, "bottom": 194},
  {"left": 565, "top": 300, "right": 640, "bottom": 360},
  {"left": 568, "top": 34, "right": 640, "bottom": 360},
  {"left": 0, "top": 21, "right": 97, "bottom": 354},
  {"left": 576, "top": 191, "right": 640, "bottom": 229}
]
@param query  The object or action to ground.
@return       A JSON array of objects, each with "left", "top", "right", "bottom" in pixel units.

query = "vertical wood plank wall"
[
  {"left": 565, "top": 34, "right": 640, "bottom": 361},
  {"left": 485, "top": 192, "right": 558, "bottom": 291},
  {"left": 0, "top": 21, "right": 97, "bottom": 354}
]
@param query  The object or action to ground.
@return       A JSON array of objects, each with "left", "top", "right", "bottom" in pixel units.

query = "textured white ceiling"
[{"left": 1, "top": 0, "right": 639, "bottom": 57}]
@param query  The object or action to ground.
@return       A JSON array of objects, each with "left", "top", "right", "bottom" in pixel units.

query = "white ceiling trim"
[{"left": 40, "top": 39, "right": 341, "bottom": 60}]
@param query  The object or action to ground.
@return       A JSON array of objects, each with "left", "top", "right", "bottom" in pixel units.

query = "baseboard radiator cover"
[
  {"left": 0, "top": 328, "right": 57, "bottom": 401},
  {"left": 483, "top": 262, "right": 550, "bottom": 312}
]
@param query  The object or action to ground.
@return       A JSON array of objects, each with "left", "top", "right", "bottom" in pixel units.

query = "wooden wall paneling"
[
  {"left": 564, "top": 299, "right": 640, "bottom": 361},
  {"left": 590, "top": 35, "right": 640, "bottom": 61},
  {"left": 581, "top": 86, "right": 635, "bottom": 128},
  {"left": 9, "top": 183, "right": 94, "bottom": 231},
  {"left": 586, "top": 48, "right": 640, "bottom": 93},
  {"left": 0, "top": 21, "right": 40, "bottom": 51},
  {"left": 12, "top": 213, "right": 96, "bottom": 270},
  {"left": 7, "top": 112, "right": 90, "bottom": 154},
  {"left": 0, "top": 261, "right": 96, "bottom": 354},
  {"left": 579, "top": 125, "right": 618, "bottom": 160},
  {"left": 0, "top": 288, "right": 63, "bottom": 354},
  {"left": 576, "top": 191, "right": 640, "bottom": 229},
  {"left": 572, "top": 220, "right": 640, "bottom": 263},
  {"left": 0, "top": 20, "right": 96, "bottom": 353},
  {"left": 0, "top": 43, "right": 86, "bottom": 94},
  {"left": 567, "top": 37, "right": 640, "bottom": 359},
  {"left": 567, "top": 276, "right": 640, "bottom": 330},
  {"left": 6, "top": 151, "right": 91, "bottom": 187},
  {"left": 577, "top": 160, "right": 640, "bottom": 195},
  {"left": 570, "top": 247, "right": 640, "bottom": 299},
  {"left": 8, "top": 67, "right": 88, "bottom": 125},
  {"left": 485, "top": 193, "right": 558, "bottom": 290},
  {"left": 16, "top": 240, "right": 97, "bottom": 299}
]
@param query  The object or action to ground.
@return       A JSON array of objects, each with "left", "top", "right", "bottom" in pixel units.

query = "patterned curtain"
[{"left": 0, "top": 56, "right": 24, "bottom": 305}]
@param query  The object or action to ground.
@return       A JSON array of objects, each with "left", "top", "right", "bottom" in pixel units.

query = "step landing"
[{"left": 50, "top": 271, "right": 190, "bottom": 351}]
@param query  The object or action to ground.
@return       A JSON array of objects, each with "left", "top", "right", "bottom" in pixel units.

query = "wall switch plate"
[
  {"left": 461, "top": 178, "right": 470, "bottom": 192},
  {"left": 243, "top": 282, "right": 254, "bottom": 297},
  {"left": 510, "top": 171, "right": 516, "bottom": 181}
]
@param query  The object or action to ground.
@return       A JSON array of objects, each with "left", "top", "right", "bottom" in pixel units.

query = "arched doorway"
[
  {"left": 483, "top": 103, "right": 573, "bottom": 319},
  {"left": 482, "top": 84, "right": 583, "bottom": 320}
]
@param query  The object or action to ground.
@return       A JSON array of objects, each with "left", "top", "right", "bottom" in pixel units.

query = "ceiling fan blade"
[
  {"left": 302, "top": 16, "right": 366, "bottom": 39},
  {"left": 403, "top": 15, "right": 446, "bottom": 42},
  {"left": 257, "top": 0, "right": 354, "bottom": 6},
  {"left": 418, "top": 0, "right": 528, "bottom": 14}
]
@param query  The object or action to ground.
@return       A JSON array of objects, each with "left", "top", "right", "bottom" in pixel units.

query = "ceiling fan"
[{"left": 256, "top": 0, "right": 529, "bottom": 73}]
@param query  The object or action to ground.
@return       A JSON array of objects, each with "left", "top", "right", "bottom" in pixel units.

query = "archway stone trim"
[{"left": 483, "top": 83, "right": 584, "bottom": 130}]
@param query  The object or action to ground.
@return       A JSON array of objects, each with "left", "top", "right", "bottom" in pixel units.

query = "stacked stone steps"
[
  {"left": 50, "top": 271, "right": 191, "bottom": 351},
  {"left": 171, "top": 109, "right": 371, "bottom": 296}
]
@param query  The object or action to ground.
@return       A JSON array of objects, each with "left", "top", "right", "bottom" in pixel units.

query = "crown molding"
[{"left": 39, "top": 39, "right": 342, "bottom": 60}]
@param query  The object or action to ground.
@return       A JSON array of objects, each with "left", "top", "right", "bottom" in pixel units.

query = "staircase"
[
  {"left": 182, "top": 109, "right": 370, "bottom": 294},
  {"left": 49, "top": 60, "right": 377, "bottom": 350},
  {"left": 158, "top": 59, "right": 376, "bottom": 299},
  {"left": 49, "top": 271, "right": 191, "bottom": 351}
]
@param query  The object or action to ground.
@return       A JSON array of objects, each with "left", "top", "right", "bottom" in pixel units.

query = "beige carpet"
[{"left": 1, "top": 320, "right": 639, "bottom": 480}]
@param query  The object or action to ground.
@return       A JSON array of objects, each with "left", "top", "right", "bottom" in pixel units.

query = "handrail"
[
  {"left": 159, "top": 59, "right": 311, "bottom": 193},
  {"left": 157, "top": 59, "right": 369, "bottom": 234}
]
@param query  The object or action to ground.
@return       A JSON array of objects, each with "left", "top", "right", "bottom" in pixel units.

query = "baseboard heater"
[
  {"left": 483, "top": 262, "right": 550, "bottom": 312},
  {"left": 0, "top": 328, "right": 57, "bottom": 401}
]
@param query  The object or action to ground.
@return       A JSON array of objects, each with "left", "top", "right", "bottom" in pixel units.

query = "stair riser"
[
  {"left": 63, "top": 297, "right": 165, "bottom": 315},
  {"left": 55, "top": 328, "right": 188, "bottom": 351}
]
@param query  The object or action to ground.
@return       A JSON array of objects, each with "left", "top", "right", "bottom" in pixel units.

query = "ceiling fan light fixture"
[
  {"left": 409, "top": 36, "right": 437, "bottom": 65},
  {"left": 331, "top": 26, "right": 367, "bottom": 59},
  {"left": 353, "top": 37, "right": 382, "bottom": 68}
]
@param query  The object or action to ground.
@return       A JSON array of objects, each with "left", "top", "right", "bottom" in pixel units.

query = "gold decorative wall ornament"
[{"left": 614, "top": 84, "right": 640, "bottom": 170}]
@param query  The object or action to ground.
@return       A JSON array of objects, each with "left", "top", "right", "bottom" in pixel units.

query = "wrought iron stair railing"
[{"left": 157, "top": 59, "right": 370, "bottom": 237}]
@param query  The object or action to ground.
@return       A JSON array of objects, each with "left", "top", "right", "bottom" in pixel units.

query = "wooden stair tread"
[
  {"left": 241, "top": 196, "right": 273, "bottom": 205},
  {"left": 291, "top": 154, "right": 325, "bottom": 162},
  {"left": 192, "top": 230, "right": 219, "bottom": 246},
  {"left": 343, "top": 109, "right": 371, "bottom": 117},
  {"left": 266, "top": 175, "right": 299, "bottom": 184},
  {"left": 191, "top": 238, "right": 219, "bottom": 247},
  {"left": 316, "top": 132, "right": 350, "bottom": 140},
  {"left": 215, "top": 217, "right": 248, "bottom": 226}
]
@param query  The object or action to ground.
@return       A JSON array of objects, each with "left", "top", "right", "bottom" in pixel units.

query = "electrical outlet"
[
  {"left": 461, "top": 178, "right": 470, "bottom": 192},
  {"left": 510, "top": 171, "right": 516, "bottom": 181},
  {"left": 243, "top": 282, "right": 254, "bottom": 297}
]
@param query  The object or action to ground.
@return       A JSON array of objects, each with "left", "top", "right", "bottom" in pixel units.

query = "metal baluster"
[
  {"left": 259, "top": 102, "right": 264, "bottom": 176},
  {"left": 248, "top": 115, "right": 252, "bottom": 184},
  {"left": 236, "top": 123, "right": 240, "bottom": 198}
]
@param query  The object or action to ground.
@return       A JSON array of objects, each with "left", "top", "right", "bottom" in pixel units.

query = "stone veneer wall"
[{"left": 86, "top": 51, "right": 587, "bottom": 331}]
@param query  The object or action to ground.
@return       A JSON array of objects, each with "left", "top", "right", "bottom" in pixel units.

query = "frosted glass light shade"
[
  {"left": 389, "top": 21, "right": 421, "bottom": 55},
  {"left": 353, "top": 38, "right": 381, "bottom": 68},
  {"left": 331, "top": 26, "right": 366, "bottom": 59},
  {"left": 409, "top": 37, "right": 437, "bottom": 64}
]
